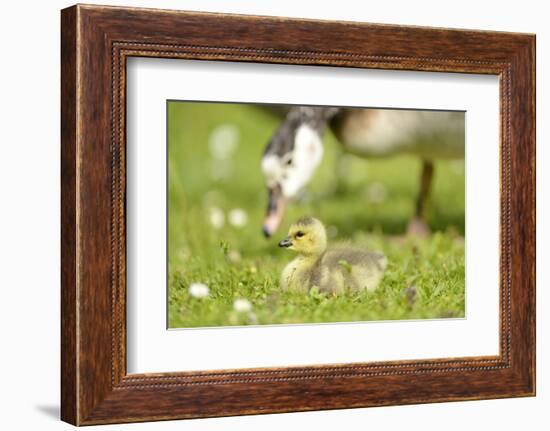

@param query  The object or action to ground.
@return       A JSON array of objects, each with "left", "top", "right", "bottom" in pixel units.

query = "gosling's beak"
[
  {"left": 278, "top": 236, "right": 293, "bottom": 248},
  {"left": 263, "top": 185, "right": 287, "bottom": 238}
]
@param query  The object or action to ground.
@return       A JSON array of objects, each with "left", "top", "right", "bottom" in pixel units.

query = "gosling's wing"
[
  {"left": 323, "top": 248, "right": 386, "bottom": 291},
  {"left": 323, "top": 247, "right": 387, "bottom": 271}
]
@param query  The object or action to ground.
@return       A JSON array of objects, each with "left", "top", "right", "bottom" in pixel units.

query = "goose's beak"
[
  {"left": 263, "top": 185, "right": 287, "bottom": 237},
  {"left": 278, "top": 236, "right": 293, "bottom": 248}
]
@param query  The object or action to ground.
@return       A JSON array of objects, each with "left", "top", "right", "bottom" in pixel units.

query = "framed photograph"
[{"left": 61, "top": 4, "right": 535, "bottom": 425}]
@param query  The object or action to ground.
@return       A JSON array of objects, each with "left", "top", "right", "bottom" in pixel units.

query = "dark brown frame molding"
[{"left": 61, "top": 4, "right": 536, "bottom": 425}]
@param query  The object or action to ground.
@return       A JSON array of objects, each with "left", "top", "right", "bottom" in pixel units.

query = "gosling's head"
[{"left": 278, "top": 217, "right": 327, "bottom": 256}]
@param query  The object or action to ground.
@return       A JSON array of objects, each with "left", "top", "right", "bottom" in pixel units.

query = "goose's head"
[
  {"left": 278, "top": 217, "right": 327, "bottom": 256},
  {"left": 261, "top": 106, "right": 339, "bottom": 237}
]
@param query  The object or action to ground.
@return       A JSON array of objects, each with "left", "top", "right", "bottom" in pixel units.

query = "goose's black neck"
[{"left": 263, "top": 106, "right": 341, "bottom": 157}]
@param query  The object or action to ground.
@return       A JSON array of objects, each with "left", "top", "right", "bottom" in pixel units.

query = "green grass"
[{"left": 167, "top": 101, "right": 465, "bottom": 328}]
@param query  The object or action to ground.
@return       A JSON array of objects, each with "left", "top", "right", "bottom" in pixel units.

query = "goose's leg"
[{"left": 407, "top": 160, "right": 433, "bottom": 236}]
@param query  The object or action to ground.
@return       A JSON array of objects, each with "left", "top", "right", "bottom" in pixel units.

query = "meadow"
[{"left": 167, "top": 101, "right": 465, "bottom": 328}]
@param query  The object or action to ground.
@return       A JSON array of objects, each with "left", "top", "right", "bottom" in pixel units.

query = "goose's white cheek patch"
[
  {"left": 261, "top": 154, "right": 282, "bottom": 188},
  {"left": 281, "top": 125, "right": 324, "bottom": 198}
]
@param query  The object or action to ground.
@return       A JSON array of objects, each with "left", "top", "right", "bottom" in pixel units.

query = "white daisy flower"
[
  {"left": 228, "top": 208, "right": 248, "bottom": 228},
  {"left": 208, "top": 206, "right": 225, "bottom": 229},
  {"left": 208, "top": 124, "right": 240, "bottom": 160},
  {"left": 233, "top": 298, "right": 252, "bottom": 313},
  {"left": 189, "top": 283, "right": 209, "bottom": 299}
]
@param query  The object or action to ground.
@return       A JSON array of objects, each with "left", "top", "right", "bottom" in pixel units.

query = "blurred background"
[{"left": 168, "top": 101, "right": 465, "bottom": 328}]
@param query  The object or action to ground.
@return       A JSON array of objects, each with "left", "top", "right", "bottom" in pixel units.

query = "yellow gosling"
[{"left": 278, "top": 217, "right": 387, "bottom": 295}]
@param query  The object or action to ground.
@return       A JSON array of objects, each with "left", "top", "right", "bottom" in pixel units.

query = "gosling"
[{"left": 278, "top": 217, "right": 387, "bottom": 295}]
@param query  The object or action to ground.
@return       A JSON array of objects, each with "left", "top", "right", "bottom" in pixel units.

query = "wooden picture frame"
[{"left": 61, "top": 4, "right": 535, "bottom": 425}]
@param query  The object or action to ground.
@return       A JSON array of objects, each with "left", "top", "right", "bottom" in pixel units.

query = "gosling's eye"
[
  {"left": 286, "top": 158, "right": 293, "bottom": 166},
  {"left": 295, "top": 231, "right": 305, "bottom": 238}
]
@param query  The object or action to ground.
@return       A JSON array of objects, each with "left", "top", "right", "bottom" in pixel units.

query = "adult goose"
[{"left": 261, "top": 106, "right": 464, "bottom": 237}]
